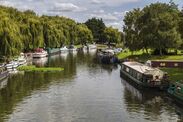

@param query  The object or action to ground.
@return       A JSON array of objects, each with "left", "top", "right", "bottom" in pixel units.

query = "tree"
[
  {"left": 140, "top": 2, "right": 182, "bottom": 55},
  {"left": 123, "top": 8, "right": 142, "bottom": 53},
  {"left": 104, "top": 27, "right": 121, "bottom": 45},
  {"left": 85, "top": 18, "right": 105, "bottom": 43}
]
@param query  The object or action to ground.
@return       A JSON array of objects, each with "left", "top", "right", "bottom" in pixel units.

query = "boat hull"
[
  {"left": 120, "top": 69, "right": 168, "bottom": 90},
  {"left": 47, "top": 48, "right": 60, "bottom": 55},
  {"left": 0, "top": 71, "right": 9, "bottom": 81},
  {"left": 168, "top": 90, "right": 183, "bottom": 105},
  {"left": 33, "top": 53, "right": 47, "bottom": 58}
]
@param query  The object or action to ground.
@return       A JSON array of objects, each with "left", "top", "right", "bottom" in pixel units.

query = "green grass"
[
  {"left": 18, "top": 65, "right": 64, "bottom": 72},
  {"left": 75, "top": 44, "right": 82, "bottom": 48},
  {"left": 96, "top": 44, "right": 108, "bottom": 49},
  {"left": 161, "top": 68, "right": 183, "bottom": 82},
  {"left": 117, "top": 50, "right": 183, "bottom": 62}
]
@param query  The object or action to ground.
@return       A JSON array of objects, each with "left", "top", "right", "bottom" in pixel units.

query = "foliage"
[
  {"left": 104, "top": 27, "right": 122, "bottom": 44},
  {"left": 17, "top": 65, "right": 64, "bottom": 72},
  {"left": 0, "top": 6, "right": 93, "bottom": 57},
  {"left": 123, "top": 2, "right": 183, "bottom": 55},
  {"left": 85, "top": 18, "right": 106, "bottom": 43}
]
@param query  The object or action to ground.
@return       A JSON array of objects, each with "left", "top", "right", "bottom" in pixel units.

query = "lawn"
[
  {"left": 161, "top": 68, "right": 183, "bottom": 82},
  {"left": 117, "top": 50, "right": 183, "bottom": 62},
  {"left": 18, "top": 65, "right": 64, "bottom": 72}
]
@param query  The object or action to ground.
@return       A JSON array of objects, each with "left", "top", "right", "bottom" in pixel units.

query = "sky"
[{"left": 0, "top": 0, "right": 182, "bottom": 31}]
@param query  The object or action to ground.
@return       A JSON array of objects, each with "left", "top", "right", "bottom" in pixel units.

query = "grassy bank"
[
  {"left": 161, "top": 68, "right": 183, "bottom": 82},
  {"left": 96, "top": 44, "right": 108, "bottom": 49},
  {"left": 18, "top": 65, "right": 64, "bottom": 72},
  {"left": 117, "top": 50, "right": 183, "bottom": 62}
]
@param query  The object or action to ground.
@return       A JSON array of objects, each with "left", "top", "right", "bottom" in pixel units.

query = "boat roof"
[
  {"left": 122, "top": 62, "right": 163, "bottom": 74},
  {"left": 150, "top": 60, "right": 183, "bottom": 62}
]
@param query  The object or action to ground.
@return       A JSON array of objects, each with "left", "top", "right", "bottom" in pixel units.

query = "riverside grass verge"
[
  {"left": 161, "top": 68, "right": 183, "bottom": 82},
  {"left": 17, "top": 65, "right": 64, "bottom": 72},
  {"left": 117, "top": 50, "right": 183, "bottom": 62}
]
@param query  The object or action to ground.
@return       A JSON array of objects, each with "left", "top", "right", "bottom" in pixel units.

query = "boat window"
[
  {"left": 126, "top": 67, "right": 129, "bottom": 73},
  {"left": 160, "top": 63, "right": 166, "bottom": 67},
  {"left": 174, "top": 63, "right": 178, "bottom": 67},
  {"left": 121, "top": 65, "right": 124, "bottom": 70},
  {"left": 143, "top": 75, "right": 153, "bottom": 83}
]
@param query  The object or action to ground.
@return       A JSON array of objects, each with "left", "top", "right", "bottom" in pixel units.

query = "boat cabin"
[{"left": 121, "top": 62, "right": 169, "bottom": 88}]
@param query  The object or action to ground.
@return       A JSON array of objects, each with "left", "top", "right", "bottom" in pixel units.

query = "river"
[{"left": 0, "top": 50, "right": 182, "bottom": 122}]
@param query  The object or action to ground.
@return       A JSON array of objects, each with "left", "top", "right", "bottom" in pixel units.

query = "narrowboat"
[
  {"left": 0, "top": 65, "right": 9, "bottom": 81},
  {"left": 97, "top": 49, "right": 119, "bottom": 64},
  {"left": 168, "top": 81, "right": 183, "bottom": 104},
  {"left": 88, "top": 44, "right": 97, "bottom": 50},
  {"left": 46, "top": 48, "right": 60, "bottom": 55},
  {"left": 33, "top": 48, "right": 48, "bottom": 58},
  {"left": 5, "top": 61, "right": 19, "bottom": 70},
  {"left": 60, "top": 46, "right": 69, "bottom": 52},
  {"left": 15, "top": 53, "right": 27, "bottom": 66},
  {"left": 120, "top": 62, "right": 169, "bottom": 90},
  {"left": 146, "top": 60, "right": 183, "bottom": 68},
  {"left": 68, "top": 45, "right": 77, "bottom": 52}
]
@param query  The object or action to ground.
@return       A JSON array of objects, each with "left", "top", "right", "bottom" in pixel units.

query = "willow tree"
[{"left": 0, "top": 17, "right": 22, "bottom": 57}]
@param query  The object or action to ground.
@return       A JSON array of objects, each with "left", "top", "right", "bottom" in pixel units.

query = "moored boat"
[
  {"left": 0, "top": 65, "right": 9, "bottom": 81},
  {"left": 68, "top": 45, "right": 77, "bottom": 53},
  {"left": 33, "top": 48, "right": 48, "bottom": 58},
  {"left": 60, "top": 46, "right": 69, "bottom": 52},
  {"left": 16, "top": 53, "right": 27, "bottom": 66},
  {"left": 168, "top": 81, "right": 183, "bottom": 104},
  {"left": 88, "top": 44, "right": 97, "bottom": 50},
  {"left": 120, "top": 61, "right": 169, "bottom": 90},
  {"left": 97, "top": 49, "right": 119, "bottom": 64},
  {"left": 5, "top": 61, "right": 19, "bottom": 71},
  {"left": 46, "top": 48, "right": 60, "bottom": 55}
]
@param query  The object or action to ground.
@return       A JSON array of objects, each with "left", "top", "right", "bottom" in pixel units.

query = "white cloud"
[
  {"left": 107, "top": 22, "right": 123, "bottom": 31},
  {"left": 91, "top": 0, "right": 103, "bottom": 4},
  {"left": 49, "top": 3, "right": 87, "bottom": 12},
  {"left": 0, "top": 1, "right": 15, "bottom": 7},
  {"left": 90, "top": 13, "right": 118, "bottom": 21}
]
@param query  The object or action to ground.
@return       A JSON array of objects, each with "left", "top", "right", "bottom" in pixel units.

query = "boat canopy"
[{"left": 123, "top": 62, "right": 165, "bottom": 75}]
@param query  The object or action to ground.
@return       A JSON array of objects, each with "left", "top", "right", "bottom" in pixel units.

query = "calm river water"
[{"left": 0, "top": 51, "right": 182, "bottom": 122}]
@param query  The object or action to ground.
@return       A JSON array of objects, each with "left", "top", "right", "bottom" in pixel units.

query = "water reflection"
[
  {"left": 121, "top": 78, "right": 180, "bottom": 121},
  {"left": 0, "top": 51, "right": 182, "bottom": 122},
  {"left": 33, "top": 57, "right": 48, "bottom": 67}
]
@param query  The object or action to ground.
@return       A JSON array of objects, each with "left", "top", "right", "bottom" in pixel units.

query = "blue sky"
[{"left": 0, "top": 0, "right": 182, "bottom": 31}]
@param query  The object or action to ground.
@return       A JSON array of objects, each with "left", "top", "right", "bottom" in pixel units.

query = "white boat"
[
  {"left": 5, "top": 61, "right": 19, "bottom": 70},
  {"left": 0, "top": 65, "right": 9, "bottom": 81},
  {"left": 60, "top": 46, "right": 69, "bottom": 52},
  {"left": 88, "top": 44, "right": 97, "bottom": 50},
  {"left": 114, "top": 48, "right": 123, "bottom": 54},
  {"left": 33, "top": 48, "right": 48, "bottom": 58},
  {"left": 68, "top": 45, "right": 77, "bottom": 52},
  {"left": 16, "top": 53, "right": 27, "bottom": 66}
]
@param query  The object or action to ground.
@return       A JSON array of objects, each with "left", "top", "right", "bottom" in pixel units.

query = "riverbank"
[
  {"left": 17, "top": 65, "right": 64, "bottom": 72},
  {"left": 117, "top": 50, "right": 183, "bottom": 81},
  {"left": 117, "top": 50, "right": 183, "bottom": 62},
  {"left": 161, "top": 68, "right": 183, "bottom": 82}
]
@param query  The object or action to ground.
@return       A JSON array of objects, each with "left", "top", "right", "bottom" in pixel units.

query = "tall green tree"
[
  {"left": 85, "top": 18, "right": 105, "bottom": 43},
  {"left": 123, "top": 8, "right": 142, "bottom": 53},
  {"left": 104, "top": 27, "right": 121, "bottom": 45}
]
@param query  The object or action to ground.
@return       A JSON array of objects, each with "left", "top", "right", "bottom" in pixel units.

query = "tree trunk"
[{"left": 160, "top": 48, "right": 162, "bottom": 56}]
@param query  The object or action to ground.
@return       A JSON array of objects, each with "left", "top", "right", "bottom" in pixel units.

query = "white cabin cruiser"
[{"left": 33, "top": 48, "right": 48, "bottom": 58}]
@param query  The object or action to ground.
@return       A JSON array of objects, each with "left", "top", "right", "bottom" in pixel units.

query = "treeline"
[
  {"left": 123, "top": 1, "right": 183, "bottom": 55},
  {"left": 85, "top": 18, "right": 122, "bottom": 44},
  {"left": 0, "top": 6, "right": 122, "bottom": 57},
  {"left": 0, "top": 6, "right": 94, "bottom": 57}
]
